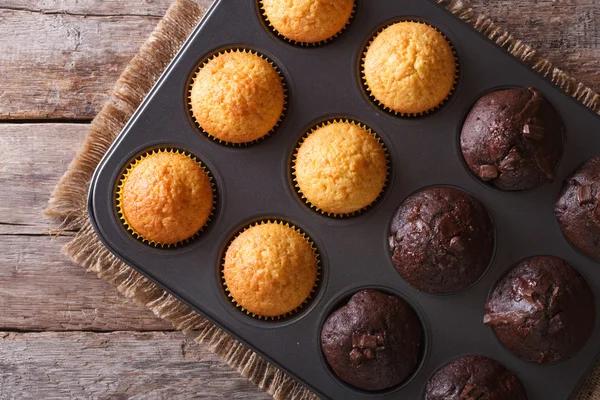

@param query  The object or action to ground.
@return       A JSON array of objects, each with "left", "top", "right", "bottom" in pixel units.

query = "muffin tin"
[{"left": 87, "top": 0, "right": 600, "bottom": 398}]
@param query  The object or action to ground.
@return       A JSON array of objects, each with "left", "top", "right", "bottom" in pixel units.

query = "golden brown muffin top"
[
  {"left": 223, "top": 222, "right": 318, "bottom": 318},
  {"left": 262, "top": 0, "right": 354, "bottom": 44},
  {"left": 294, "top": 122, "right": 387, "bottom": 215},
  {"left": 120, "top": 151, "right": 213, "bottom": 246},
  {"left": 363, "top": 22, "right": 456, "bottom": 115},
  {"left": 190, "top": 51, "right": 285, "bottom": 144}
]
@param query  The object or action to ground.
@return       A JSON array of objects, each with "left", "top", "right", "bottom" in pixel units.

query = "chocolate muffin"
[
  {"left": 460, "top": 87, "right": 564, "bottom": 191},
  {"left": 321, "top": 290, "right": 422, "bottom": 391},
  {"left": 484, "top": 256, "right": 595, "bottom": 363},
  {"left": 425, "top": 355, "right": 527, "bottom": 400},
  {"left": 555, "top": 156, "right": 600, "bottom": 261},
  {"left": 389, "top": 187, "right": 494, "bottom": 294}
]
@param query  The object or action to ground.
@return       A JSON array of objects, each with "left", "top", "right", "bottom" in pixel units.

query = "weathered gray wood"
[
  {"left": 0, "top": 124, "right": 86, "bottom": 234},
  {"left": 0, "top": 0, "right": 598, "bottom": 120},
  {"left": 0, "top": 234, "right": 173, "bottom": 331},
  {"left": 0, "top": 331, "right": 270, "bottom": 399}
]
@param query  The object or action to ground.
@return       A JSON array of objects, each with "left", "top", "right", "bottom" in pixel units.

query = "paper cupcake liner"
[
  {"left": 221, "top": 220, "right": 321, "bottom": 320},
  {"left": 187, "top": 48, "right": 288, "bottom": 147},
  {"left": 258, "top": 0, "right": 356, "bottom": 47},
  {"left": 116, "top": 148, "right": 216, "bottom": 248},
  {"left": 361, "top": 20, "right": 460, "bottom": 118},
  {"left": 291, "top": 119, "right": 390, "bottom": 218}
]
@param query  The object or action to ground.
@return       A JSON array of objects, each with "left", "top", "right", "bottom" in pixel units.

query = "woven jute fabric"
[{"left": 46, "top": 0, "right": 600, "bottom": 398}]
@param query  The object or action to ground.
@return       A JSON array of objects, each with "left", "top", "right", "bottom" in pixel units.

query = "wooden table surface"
[{"left": 0, "top": 0, "right": 598, "bottom": 398}]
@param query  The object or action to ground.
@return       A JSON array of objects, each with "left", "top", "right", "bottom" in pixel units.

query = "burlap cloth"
[{"left": 46, "top": 0, "right": 600, "bottom": 398}]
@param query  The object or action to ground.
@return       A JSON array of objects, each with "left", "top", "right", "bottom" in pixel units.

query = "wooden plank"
[
  {"left": 0, "top": 331, "right": 270, "bottom": 399},
  {"left": 0, "top": 10, "right": 161, "bottom": 120},
  {"left": 0, "top": 0, "right": 173, "bottom": 17},
  {"left": 0, "top": 234, "right": 173, "bottom": 331},
  {"left": 0, "top": 124, "right": 86, "bottom": 234},
  {"left": 0, "top": 0, "right": 599, "bottom": 120},
  {"left": 469, "top": 0, "right": 600, "bottom": 88}
]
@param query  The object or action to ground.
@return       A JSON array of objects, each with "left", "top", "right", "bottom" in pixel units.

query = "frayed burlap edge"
[{"left": 45, "top": 0, "right": 600, "bottom": 399}]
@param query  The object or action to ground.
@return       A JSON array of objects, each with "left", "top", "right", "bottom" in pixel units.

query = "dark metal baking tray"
[{"left": 87, "top": 0, "right": 600, "bottom": 398}]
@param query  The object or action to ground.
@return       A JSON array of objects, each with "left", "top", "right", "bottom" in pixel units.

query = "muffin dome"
[
  {"left": 363, "top": 22, "right": 456, "bottom": 115},
  {"left": 262, "top": 0, "right": 354, "bottom": 44},
  {"left": 190, "top": 50, "right": 285, "bottom": 144},
  {"left": 389, "top": 187, "right": 494, "bottom": 293},
  {"left": 223, "top": 222, "right": 318, "bottom": 318},
  {"left": 321, "top": 290, "right": 423, "bottom": 391},
  {"left": 555, "top": 156, "right": 600, "bottom": 261},
  {"left": 461, "top": 87, "right": 564, "bottom": 191},
  {"left": 119, "top": 151, "right": 213, "bottom": 246},
  {"left": 484, "top": 256, "right": 594, "bottom": 363},
  {"left": 425, "top": 356, "right": 527, "bottom": 400},
  {"left": 293, "top": 121, "right": 387, "bottom": 215}
]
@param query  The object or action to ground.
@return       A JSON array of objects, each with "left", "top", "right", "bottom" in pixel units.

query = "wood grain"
[
  {"left": 0, "top": 234, "right": 173, "bottom": 331},
  {"left": 0, "top": 123, "right": 173, "bottom": 331},
  {"left": 0, "top": 0, "right": 212, "bottom": 121},
  {"left": 0, "top": 1, "right": 598, "bottom": 398},
  {"left": 0, "top": 331, "right": 270, "bottom": 399},
  {"left": 0, "top": 0, "right": 598, "bottom": 120},
  {"left": 0, "top": 124, "right": 86, "bottom": 234}
]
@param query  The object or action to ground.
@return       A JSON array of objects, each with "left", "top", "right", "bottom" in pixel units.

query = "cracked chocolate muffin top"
[
  {"left": 425, "top": 355, "right": 527, "bottom": 400},
  {"left": 555, "top": 156, "right": 600, "bottom": 262},
  {"left": 484, "top": 256, "right": 594, "bottom": 364},
  {"left": 321, "top": 290, "right": 422, "bottom": 391},
  {"left": 389, "top": 187, "right": 494, "bottom": 294},
  {"left": 460, "top": 87, "right": 564, "bottom": 191}
]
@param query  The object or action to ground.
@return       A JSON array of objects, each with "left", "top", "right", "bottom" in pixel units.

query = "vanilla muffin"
[
  {"left": 223, "top": 222, "right": 318, "bottom": 318},
  {"left": 293, "top": 121, "right": 387, "bottom": 215},
  {"left": 119, "top": 151, "right": 214, "bottom": 246},
  {"left": 363, "top": 22, "right": 456, "bottom": 115},
  {"left": 261, "top": 0, "right": 354, "bottom": 44},
  {"left": 190, "top": 50, "right": 285, "bottom": 144}
]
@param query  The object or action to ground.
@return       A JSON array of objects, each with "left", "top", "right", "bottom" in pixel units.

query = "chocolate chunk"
[
  {"left": 523, "top": 123, "right": 545, "bottom": 140},
  {"left": 389, "top": 187, "right": 494, "bottom": 294},
  {"left": 321, "top": 290, "right": 422, "bottom": 391},
  {"left": 499, "top": 148, "right": 522, "bottom": 172},
  {"left": 388, "top": 235, "right": 396, "bottom": 252},
  {"left": 449, "top": 236, "right": 464, "bottom": 252},
  {"left": 363, "top": 348, "right": 375, "bottom": 360},
  {"left": 578, "top": 185, "right": 593, "bottom": 205},
  {"left": 349, "top": 348, "right": 364, "bottom": 364},
  {"left": 485, "top": 256, "right": 594, "bottom": 363},
  {"left": 352, "top": 333, "right": 377, "bottom": 349},
  {"left": 483, "top": 311, "right": 528, "bottom": 326},
  {"left": 479, "top": 164, "right": 499, "bottom": 181},
  {"left": 555, "top": 156, "right": 600, "bottom": 261},
  {"left": 460, "top": 384, "right": 474, "bottom": 399},
  {"left": 461, "top": 87, "right": 563, "bottom": 191}
]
